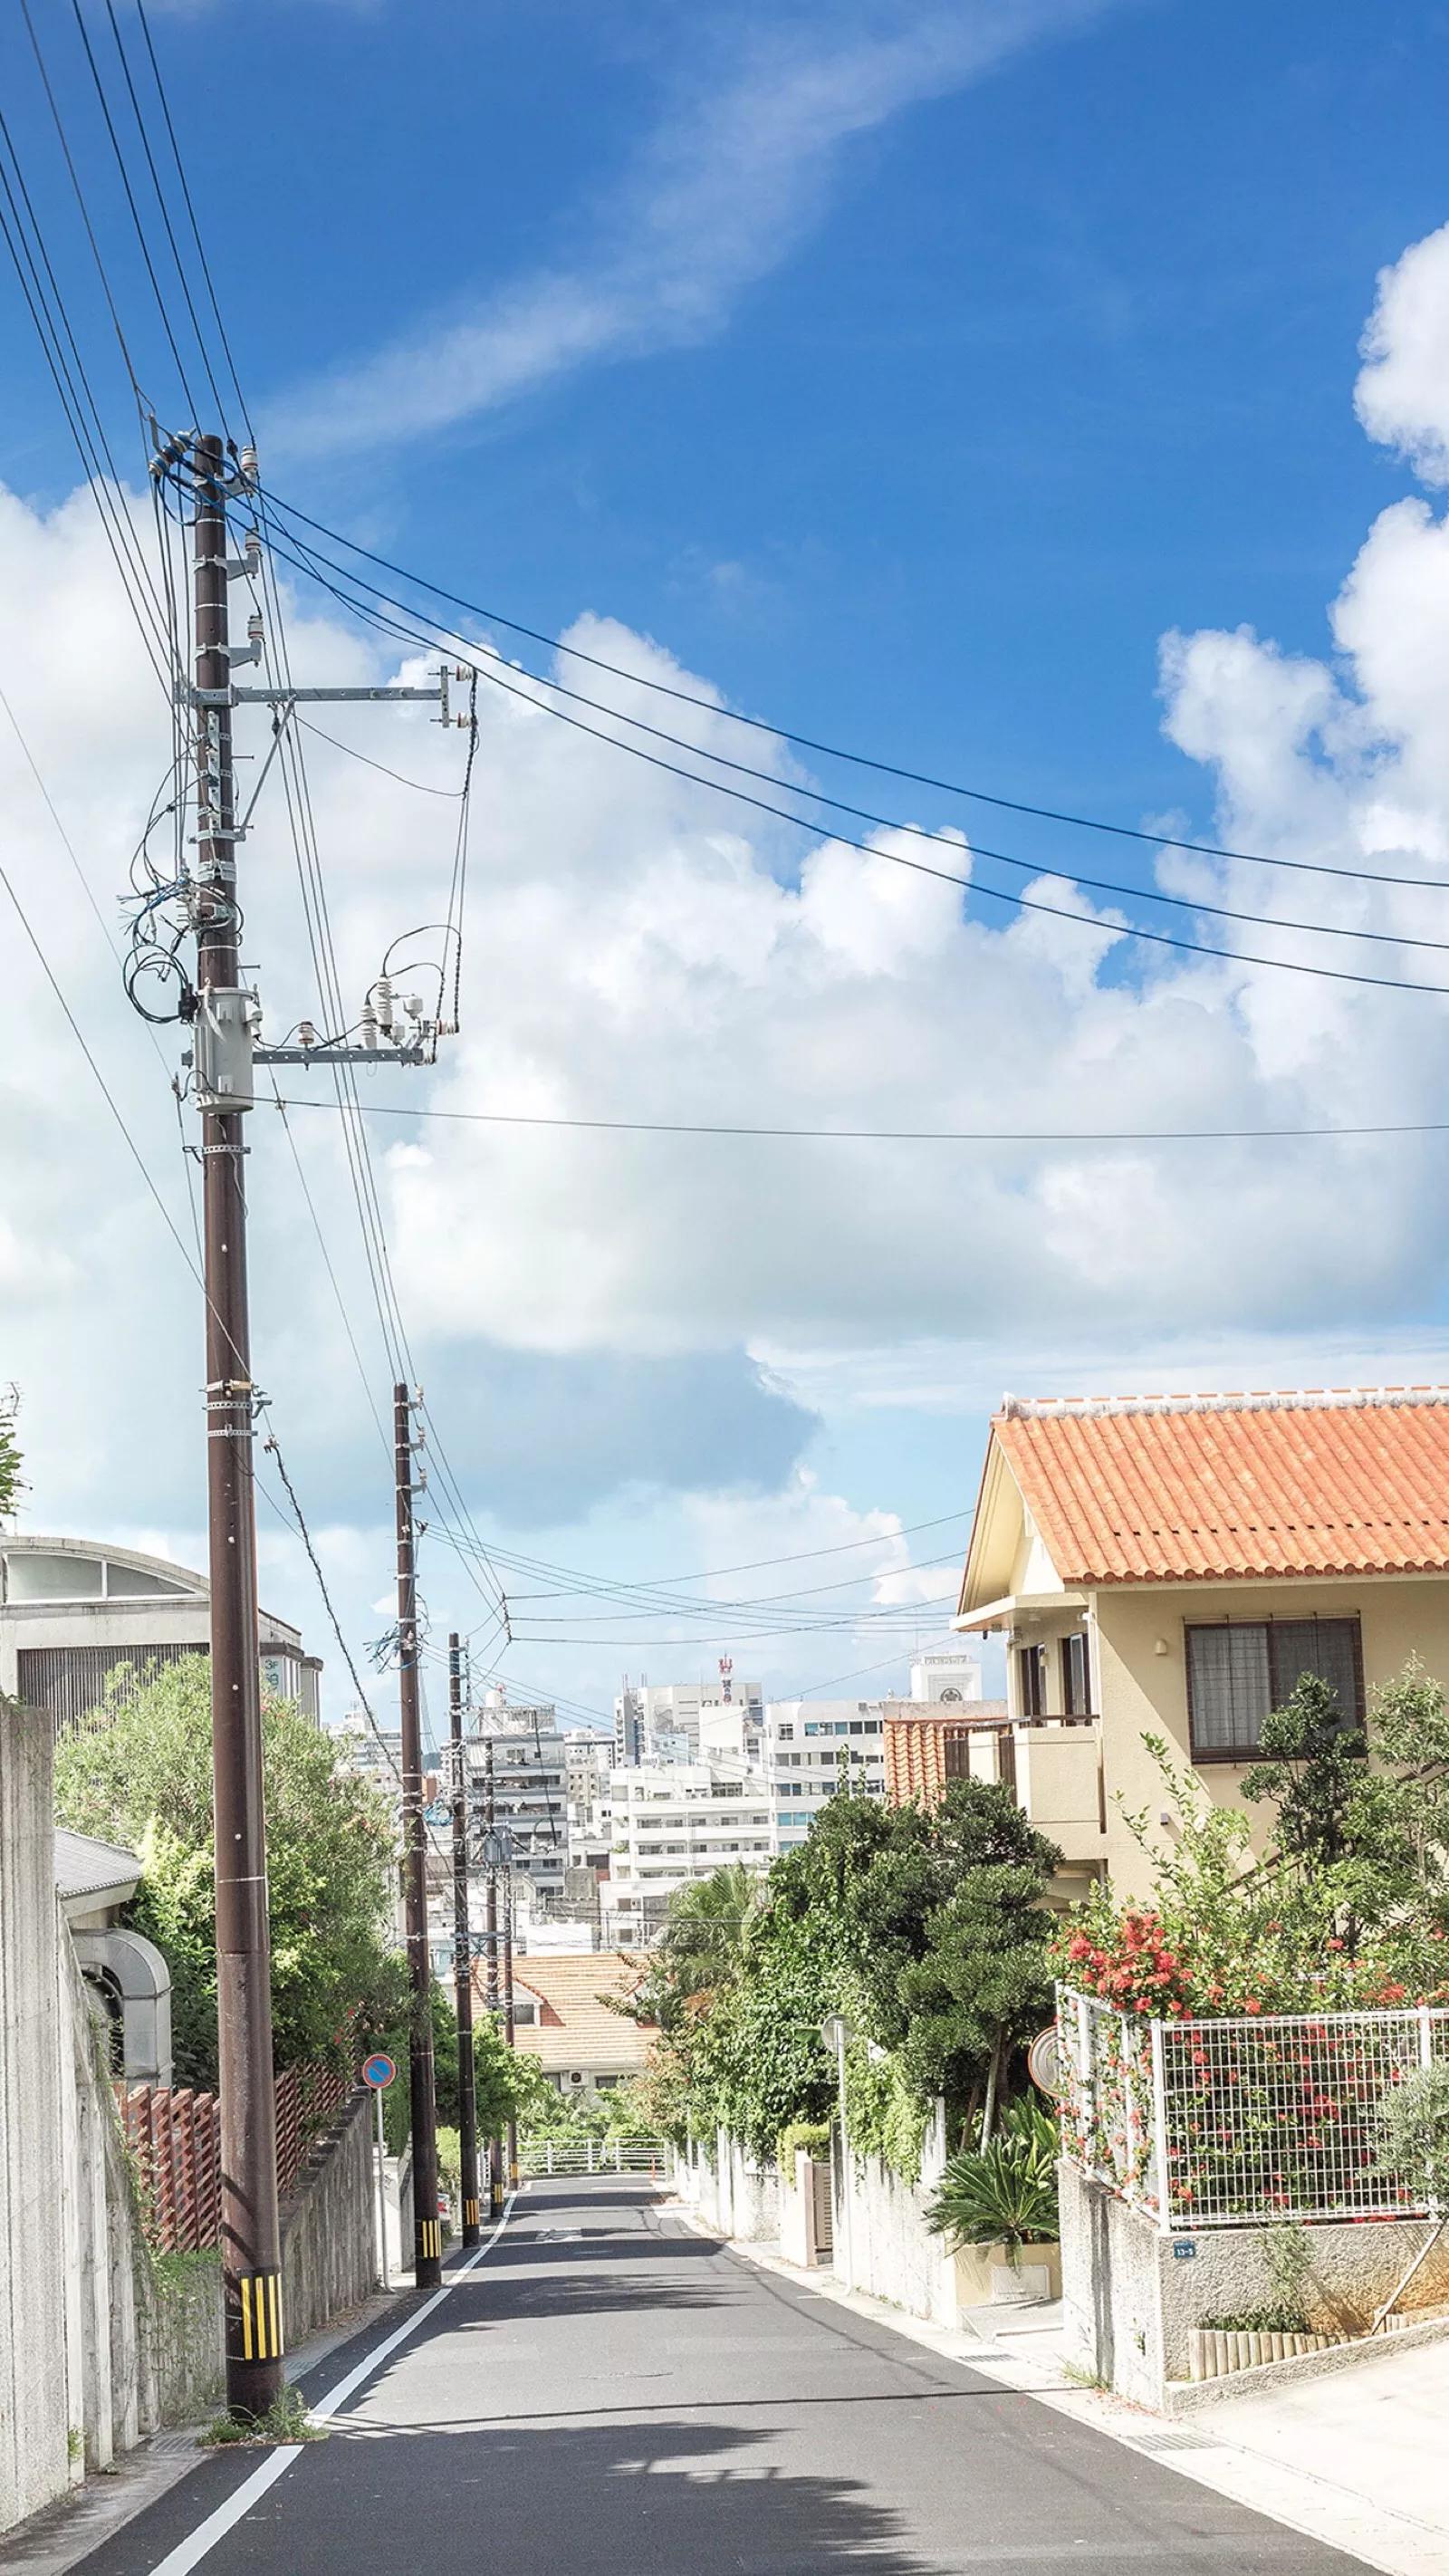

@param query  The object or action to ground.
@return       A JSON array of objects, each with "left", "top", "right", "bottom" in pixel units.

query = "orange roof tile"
[
  {"left": 991, "top": 1389, "right": 1449, "bottom": 1584},
  {"left": 474, "top": 1949, "right": 656, "bottom": 2077}
]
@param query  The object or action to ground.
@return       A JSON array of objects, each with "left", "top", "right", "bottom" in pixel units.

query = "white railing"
[
  {"left": 518, "top": 2136, "right": 667, "bottom": 2178},
  {"left": 1057, "top": 1985, "right": 1449, "bottom": 2230}
]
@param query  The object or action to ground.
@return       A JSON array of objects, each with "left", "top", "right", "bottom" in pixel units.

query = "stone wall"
[
  {"left": 1060, "top": 2158, "right": 1449, "bottom": 2408},
  {"left": 282, "top": 2088, "right": 376, "bottom": 2350}
]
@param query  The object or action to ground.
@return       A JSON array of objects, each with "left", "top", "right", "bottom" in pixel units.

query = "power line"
[
  {"left": 258, "top": 485, "right": 1448, "bottom": 898},
  {"left": 250, "top": 522, "right": 1449, "bottom": 1000},
  {"left": 264, "top": 1093, "right": 1449, "bottom": 1149}
]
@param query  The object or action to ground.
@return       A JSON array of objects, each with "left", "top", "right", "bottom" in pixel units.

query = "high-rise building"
[
  {"left": 611, "top": 1672, "right": 763, "bottom": 1767},
  {"left": 602, "top": 1760, "right": 773, "bottom": 1945},
  {"left": 763, "top": 1698, "right": 890, "bottom": 1850},
  {"left": 464, "top": 1700, "right": 569, "bottom": 1905}
]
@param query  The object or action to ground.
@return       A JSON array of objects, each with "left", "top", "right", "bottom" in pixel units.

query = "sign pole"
[{"left": 375, "top": 2085, "right": 390, "bottom": 2292}]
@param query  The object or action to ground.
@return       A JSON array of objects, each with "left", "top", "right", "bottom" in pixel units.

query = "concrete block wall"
[
  {"left": 1060, "top": 2158, "right": 1449, "bottom": 2408},
  {"left": 0, "top": 1700, "right": 70, "bottom": 2532}
]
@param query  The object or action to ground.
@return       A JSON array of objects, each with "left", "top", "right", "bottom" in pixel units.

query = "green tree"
[
  {"left": 53, "top": 1658, "right": 401, "bottom": 2084},
  {"left": 0, "top": 1397, "right": 20, "bottom": 1521},
  {"left": 1242, "top": 1671, "right": 1367, "bottom": 1870},
  {"left": 379, "top": 1986, "right": 541, "bottom": 2152}
]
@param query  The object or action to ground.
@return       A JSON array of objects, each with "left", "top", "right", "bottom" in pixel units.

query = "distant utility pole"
[
  {"left": 449, "top": 1633, "right": 481, "bottom": 2247},
  {"left": 503, "top": 1864, "right": 519, "bottom": 2190},
  {"left": 190, "top": 431, "right": 283, "bottom": 2421},
  {"left": 484, "top": 1738, "right": 504, "bottom": 2216},
  {"left": 396, "top": 1383, "right": 442, "bottom": 2288}
]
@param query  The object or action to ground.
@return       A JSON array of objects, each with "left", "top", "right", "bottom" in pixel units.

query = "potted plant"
[{"left": 926, "top": 2097, "right": 1061, "bottom": 2307}]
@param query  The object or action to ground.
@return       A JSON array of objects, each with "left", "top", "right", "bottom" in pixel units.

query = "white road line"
[{"left": 144, "top": 2195, "right": 517, "bottom": 2576}]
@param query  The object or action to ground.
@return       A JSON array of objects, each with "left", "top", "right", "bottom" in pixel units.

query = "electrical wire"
[
  {"left": 263, "top": 1093, "right": 1449, "bottom": 1149},
  {"left": 257, "top": 485, "right": 1449, "bottom": 898},
  {"left": 252, "top": 519, "right": 1449, "bottom": 1001}
]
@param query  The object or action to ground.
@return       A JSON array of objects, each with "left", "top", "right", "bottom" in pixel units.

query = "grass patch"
[{"left": 201, "top": 2386, "right": 325, "bottom": 2447}]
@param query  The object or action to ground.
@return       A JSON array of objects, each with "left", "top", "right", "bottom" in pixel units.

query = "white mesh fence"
[{"left": 1057, "top": 1986, "right": 1449, "bottom": 2229}]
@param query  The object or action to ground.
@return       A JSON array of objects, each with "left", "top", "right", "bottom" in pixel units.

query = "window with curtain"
[{"left": 1185, "top": 1616, "right": 1363, "bottom": 1761}]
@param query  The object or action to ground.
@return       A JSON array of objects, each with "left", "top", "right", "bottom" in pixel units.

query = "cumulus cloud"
[
  {"left": 1356, "top": 222, "right": 1449, "bottom": 485},
  {"left": 15, "top": 214, "right": 1449, "bottom": 1699}
]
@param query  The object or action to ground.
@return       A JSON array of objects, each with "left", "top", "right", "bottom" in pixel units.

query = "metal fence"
[
  {"left": 1057, "top": 1985, "right": 1449, "bottom": 2231},
  {"left": 518, "top": 2137, "right": 667, "bottom": 2178}
]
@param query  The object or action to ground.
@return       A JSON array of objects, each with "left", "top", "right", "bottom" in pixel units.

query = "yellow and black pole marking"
[
  {"left": 462, "top": 2196, "right": 480, "bottom": 2231},
  {"left": 417, "top": 2215, "right": 444, "bottom": 2268},
  {"left": 231, "top": 2270, "right": 284, "bottom": 2367}
]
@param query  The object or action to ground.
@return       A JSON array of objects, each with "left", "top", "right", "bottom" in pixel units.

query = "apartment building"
[
  {"left": 612, "top": 1673, "right": 763, "bottom": 1767},
  {"left": 953, "top": 1386, "right": 1449, "bottom": 1902},
  {"left": 463, "top": 1705, "right": 569, "bottom": 1904},
  {"left": 763, "top": 1698, "right": 889, "bottom": 1850},
  {"left": 603, "top": 1760, "right": 772, "bottom": 1944}
]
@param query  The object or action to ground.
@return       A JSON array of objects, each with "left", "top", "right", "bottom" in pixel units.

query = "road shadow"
[
  {"left": 449, "top": 2267, "right": 734, "bottom": 2323},
  {"left": 287, "top": 2411, "right": 937, "bottom": 2575}
]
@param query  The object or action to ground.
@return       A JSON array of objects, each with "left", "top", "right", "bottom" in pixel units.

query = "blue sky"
[{"left": 5, "top": 0, "right": 1449, "bottom": 1727}]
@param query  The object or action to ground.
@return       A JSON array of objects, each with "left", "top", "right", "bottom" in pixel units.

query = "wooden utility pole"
[
  {"left": 396, "top": 1382, "right": 441, "bottom": 2286},
  {"left": 192, "top": 433, "right": 283, "bottom": 2419},
  {"left": 449, "top": 1634, "right": 480, "bottom": 2246},
  {"left": 484, "top": 1736, "right": 504, "bottom": 2216}
]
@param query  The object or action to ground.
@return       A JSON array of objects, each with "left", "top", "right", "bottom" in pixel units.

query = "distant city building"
[
  {"left": 464, "top": 1700, "right": 569, "bottom": 1904},
  {"left": 611, "top": 1671, "right": 763, "bottom": 1768},
  {"left": 908, "top": 1649, "right": 984, "bottom": 1705},
  {"left": 763, "top": 1698, "right": 890, "bottom": 1850},
  {"left": 603, "top": 1760, "right": 772, "bottom": 1945},
  {"left": 0, "top": 1533, "right": 320, "bottom": 1734}
]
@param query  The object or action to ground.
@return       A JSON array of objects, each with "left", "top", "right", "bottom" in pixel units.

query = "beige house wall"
[{"left": 1093, "top": 1574, "right": 1449, "bottom": 1898}]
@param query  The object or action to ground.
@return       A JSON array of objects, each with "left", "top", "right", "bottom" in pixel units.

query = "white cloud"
[
  {"left": 17, "top": 215, "right": 1449, "bottom": 1697},
  {"left": 268, "top": 0, "right": 1108, "bottom": 458},
  {"left": 1356, "top": 222, "right": 1449, "bottom": 485}
]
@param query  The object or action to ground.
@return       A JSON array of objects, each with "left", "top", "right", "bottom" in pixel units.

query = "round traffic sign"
[
  {"left": 361, "top": 2052, "right": 397, "bottom": 2091},
  {"left": 1027, "top": 2027, "right": 1061, "bottom": 2100}
]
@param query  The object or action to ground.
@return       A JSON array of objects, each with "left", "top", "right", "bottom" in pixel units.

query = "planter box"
[
  {"left": 1190, "top": 2326, "right": 1341, "bottom": 2381},
  {"left": 954, "top": 2239, "right": 1062, "bottom": 2311}
]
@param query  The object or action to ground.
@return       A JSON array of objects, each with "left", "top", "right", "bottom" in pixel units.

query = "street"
[{"left": 82, "top": 2179, "right": 1374, "bottom": 2576}]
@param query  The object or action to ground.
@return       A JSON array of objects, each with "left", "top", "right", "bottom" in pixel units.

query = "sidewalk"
[{"left": 684, "top": 2208, "right": 1449, "bottom": 2576}]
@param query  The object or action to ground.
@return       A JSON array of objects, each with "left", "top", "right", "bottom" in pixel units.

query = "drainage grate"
[{"left": 1125, "top": 2429, "right": 1220, "bottom": 2454}]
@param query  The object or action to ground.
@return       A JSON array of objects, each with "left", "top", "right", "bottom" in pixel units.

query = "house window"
[
  {"left": 1185, "top": 1617, "right": 1364, "bottom": 1762},
  {"left": 1015, "top": 1644, "right": 1046, "bottom": 1717},
  {"left": 1060, "top": 1630, "right": 1091, "bottom": 1716},
  {"left": 943, "top": 1733, "right": 971, "bottom": 1780}
]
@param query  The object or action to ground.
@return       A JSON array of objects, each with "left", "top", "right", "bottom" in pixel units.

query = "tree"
[
  {"left": 896, "top": 1783, "right": 1061, "bottom": 2139},
  {"left": 53, "top": 1658, "right": 401, "bottom": 2084},
  {"left": 380, "top": 1985, "right": 541, "bottom": 2153},
  {"left": 1242, "top": 1672, "right": 1367, "bottom": 1870},
  {"left": 0, "top": 1397, "right": 20, "bottom": 1523}
]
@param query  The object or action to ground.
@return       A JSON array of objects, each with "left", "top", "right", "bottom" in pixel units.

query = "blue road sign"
[{"left": 362, "top": 2052, "right": 397, "bottom": 2091}]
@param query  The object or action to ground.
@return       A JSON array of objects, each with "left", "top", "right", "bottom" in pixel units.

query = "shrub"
[
  {"left": 925, "top": 2096, "right": 1059, "bottom": 2254},
  {"left": 778, "top": 2119, "right": 831, "bottom": 2167}
]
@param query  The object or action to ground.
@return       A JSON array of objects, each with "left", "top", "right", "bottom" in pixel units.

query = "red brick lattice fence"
[{"left": 119, "top": 2058, "right": 357, "bottom": 2253}]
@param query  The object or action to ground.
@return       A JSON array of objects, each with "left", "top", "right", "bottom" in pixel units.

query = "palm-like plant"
[
  {"left": 925, "top": 2096, "right": 1060, "bottom": 2253},
  {"left": 663, "top": 1863, "right": 763, "bottom": 1994}
]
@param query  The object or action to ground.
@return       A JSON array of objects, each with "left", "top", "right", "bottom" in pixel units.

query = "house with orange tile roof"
[
  {"left": 953, "top": 1388, "right": 1449, "bottom": 1899},
  {"left": 478, "top": 1948, "right": 657, "bottom": 2098}
]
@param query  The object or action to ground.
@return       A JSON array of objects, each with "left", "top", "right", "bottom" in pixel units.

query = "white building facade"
[
  {"left": 603, "top": 1760, "right": 773, "bottom": 1944},
  {"left": 612, "top": 1674, "right": 763, "bottom": 1768},
  {"left": 763, "top": 1698, "right": 891, "bottom": 1850}
]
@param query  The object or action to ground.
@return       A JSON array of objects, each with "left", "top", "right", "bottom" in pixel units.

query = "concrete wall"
[
  {"left": 282, "top": 2088, "right": 376, "bottom": 2349},
  {"left": 682, "top": 2134, "right": 780, "bottom": 2243},
  {"left": 1, "top": 1699, "right": 70, "bottom": 2532},
  {"left": 835, "top": 2110, "right": 955, "bottom": 2327},
  {"left": 1060, "top": 2158, "right": 1449, "bottom": 2406}
]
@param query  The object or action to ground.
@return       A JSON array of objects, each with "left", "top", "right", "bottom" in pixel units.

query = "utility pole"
[
  {"left": 191, "top": 433, "right": 283, "bottom": 2420},
  {"left": 396, "top": 1383, "right": 442, "bottom": 2287},
  {"left": 449, "top": 1633, "right": 480, "bottom": 2246},
  {"left": 503, "top": 1862, "right": 519, "bottom": 2190},
  {"left": 154, "top": 423, "right": 466, "bottom": 2391},
  {"left": 484, "top": 1737, "right": 504, "bottom": 2216}
]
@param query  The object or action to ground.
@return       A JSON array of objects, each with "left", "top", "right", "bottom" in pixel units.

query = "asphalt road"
[{"left": 81, "top": 2178, "right": 1375, "bottom": 2576}]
